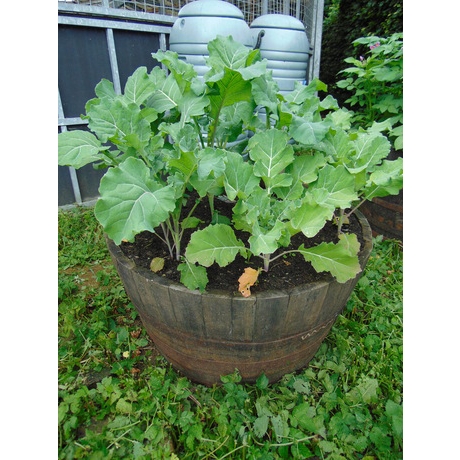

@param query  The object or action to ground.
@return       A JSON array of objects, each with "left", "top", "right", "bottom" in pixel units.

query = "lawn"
[{"left": 58, "top": 206, "right": 402, "bottom": 459}]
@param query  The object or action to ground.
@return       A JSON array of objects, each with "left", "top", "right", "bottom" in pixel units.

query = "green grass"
[{"left": 58, "top": 206, "right": 403, "bottom": 459}]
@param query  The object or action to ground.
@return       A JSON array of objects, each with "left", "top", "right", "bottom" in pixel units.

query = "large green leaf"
[
  {"left": 346, "top": 132, "right": 391, "bottom": 173},
  {"left": 196, "top": 147, "right": 227, "bottom": 180},
  {"left": 206, "top": 35, "right": 252, "bottom": 74},
  {"left": 168, "top": 150, "right": 197, "bottom": 178},
  {"left": 148, "top": 73, "right": 181, "bottom": 113},
  {"left": 310, "top": 164, "right": 358, "bottom": 210},
  {"left": 178, "top": 92, "right": 210, "bottom": 126},
  {"left": 208, "top": 68, "right": 253, "bottom": 121},
  {"left": 188, "top": 147, "right": 227, "bottom": 197},
  {"left": 290, "top": 153, "right": 327, "bottom": 184},
  {"left": 284, "top": 79, "right": 327, "bottom": 106},
  {"left": 206, "top": 35, "right": 265, "bottom": 83},
  {"left": 248, "top": 129, "right": 294, "bottom": 189},
  {"left": 273, "top": 153, "right": 326, "bottom": 201},
  {"left": 94, "top": 78, "right": 117, "bottom": 101},
  {"left": 248, "top": 220, "right": 285, "bottom": 256},
  {"left": 238, "top": 60, "right": 267, "bottom": 81},
  {"left": 251, "top": 76, "right": 279, "bottom": 116},
  {"left": 95, "top": 157, "right": 176, "bottom": 244},
  {"left": 223, "top": 151, "right": 260, "bottom": 200},
  {"left": 274, "top": 152, "right": 327, "bottom": 200},
  {"left": 288, "top": 201, "right": 333, "bottom": 237},
  {"left": 123, "top": 66, "right": 158, "bottom": 105},
  {"left": 185, "top": 224, "right": 246, "bottom": 267},
  {"left": 298, "top": 233, "right": 361, "bottom": 283},
  {"left": 365, "top": 158, "right": 403, "bottom": 199},
  {"left": 85, "top": 97, "right": 151, "bottom": 149},
  {"left": 320, "top": 128, "right": 353, "bottom": 163},
  {"left": 85, "top": 98, "right": 124, "bottom": 143},
  {"left": 152, "top": 49, "right": 196, "bottom": 93},
  {"left": 58, "top": 130, "right": 106, "bottom": 168},
  {"left": 289, "top": 115, "right": 330, "bottom": 145}
]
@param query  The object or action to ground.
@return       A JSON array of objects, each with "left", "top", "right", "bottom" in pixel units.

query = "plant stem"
[
  {"left": 266, "top": 249, "right": 303, "bottom": 266},
  {"left": 100, "top": 150, "right": 119, "bottom": 167},
  {"left": 345, "top": 196, "right": 368, "bottom": 218},
  {"left": 173, "top": 217, "right": 182, "bottom": 261},
  {"left": 208, "top": 193, "right": 215, "bottom": 219},
  {"left": 261, "top": 253, "right": 271, "bottom": 272},
  {"left": 337, "top": 208, "right": 345, "bottom": 235},
  {"left": 159, "top": 220, "right": 175, "bottom": 259},
  {"left": 265, "top": 106, "right": 271, "bottom": 130},
  {"left": 193, "top": 117, "right": 206, "bottom": 149},
  {"left": 208, "top": 102, "right": 224, "bottom": 147}
]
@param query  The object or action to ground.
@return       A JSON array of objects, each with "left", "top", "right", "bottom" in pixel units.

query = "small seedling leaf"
[
  {"left": 178, "top": 261, "right": 209, "bottom": 292},
  {"left": 150, "top": 257, "right": 165, "bottom": 273}
]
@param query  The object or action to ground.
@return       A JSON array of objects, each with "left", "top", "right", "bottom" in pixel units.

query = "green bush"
[
  {"left": 336, "top": 33, "right": 403, "bottom": 150},
  {"left": 320, "top": 0, "right": 403, "bottom": 102}
]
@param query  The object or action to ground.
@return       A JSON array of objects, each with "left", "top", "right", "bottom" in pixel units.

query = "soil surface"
[{"left": 120, "top": 192, "right": 364, "bottom": 295}]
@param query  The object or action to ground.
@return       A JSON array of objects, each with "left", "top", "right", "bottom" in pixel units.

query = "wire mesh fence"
[{"left": 58, "top": 0, "right": 318, "bottom": 34}]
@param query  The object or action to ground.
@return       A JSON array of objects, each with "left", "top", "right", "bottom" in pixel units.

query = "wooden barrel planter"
[
  {"left": 360, "top": 191, "right": 403, "bottom": 241},
  {"left": 106, "top": 212, "right": 373, "bottom": 386},
  {"left": 360, "top": 149, "right": 403, "bottom": 241}
]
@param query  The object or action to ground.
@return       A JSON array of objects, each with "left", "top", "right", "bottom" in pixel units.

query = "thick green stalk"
[
  {"left": 208, "top": 193, "right": 215, "bottom": 219},
  {"left": 265, "top": 106, "right": 271, "bottom": 130},
  {"left": 193, "top": 117, "right": 206, "bottom": 149},
  {"left": 208, "top": 106, "right": 222, "bottom": 147}
]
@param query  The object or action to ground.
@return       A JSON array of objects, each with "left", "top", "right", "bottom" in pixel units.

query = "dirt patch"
[{"left": 62, "top": 262, "right": 111, "bottom": 290}]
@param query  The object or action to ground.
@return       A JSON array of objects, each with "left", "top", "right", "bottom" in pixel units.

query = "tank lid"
[
  {"left": 250, "top": 14, "right": 306, "bottom": 31},
  {"left": 178, "top": 0, "right": 245, "bottom": 19}
]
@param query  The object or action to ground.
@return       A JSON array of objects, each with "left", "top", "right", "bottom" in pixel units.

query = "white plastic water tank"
[
  {"left": 169, "top": 0, "right": 253, "bottom": 77},
  {"left": 250, "top": 14, "right": 311, "bottom": 92}
]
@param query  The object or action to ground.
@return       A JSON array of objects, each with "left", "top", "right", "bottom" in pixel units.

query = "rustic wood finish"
[{"left": 107, "top": 212, "right": 373, "bottom": 385}]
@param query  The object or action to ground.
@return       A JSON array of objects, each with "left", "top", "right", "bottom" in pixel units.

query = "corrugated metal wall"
[{"left": 58, "top": 0, "right": 324, "bottom": 207}]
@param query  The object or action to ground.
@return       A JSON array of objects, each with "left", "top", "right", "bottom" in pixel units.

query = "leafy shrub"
[{"left": 336, "top": 33, "right": 403, "bottom": 150}]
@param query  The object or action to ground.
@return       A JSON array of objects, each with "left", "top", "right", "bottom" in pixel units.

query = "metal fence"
[
  {"left": 58, "top": 0, "right": 324, "bottom": 207},
  {"left": 59, "top": 0, "right": 319, "bottom": 28}
]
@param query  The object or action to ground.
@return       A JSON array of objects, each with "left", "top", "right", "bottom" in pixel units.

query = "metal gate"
[{"left": 58, "top": 0, "right": 324, "bottom": 207}]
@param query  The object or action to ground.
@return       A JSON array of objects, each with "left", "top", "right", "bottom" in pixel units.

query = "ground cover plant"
[{"left": 58, "top": 206, "right": 402, "bottom": 459}]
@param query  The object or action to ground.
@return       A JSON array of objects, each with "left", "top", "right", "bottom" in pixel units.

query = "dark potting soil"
[{"left": 120, "top": 193, "right": 364, "bottom": 295}]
